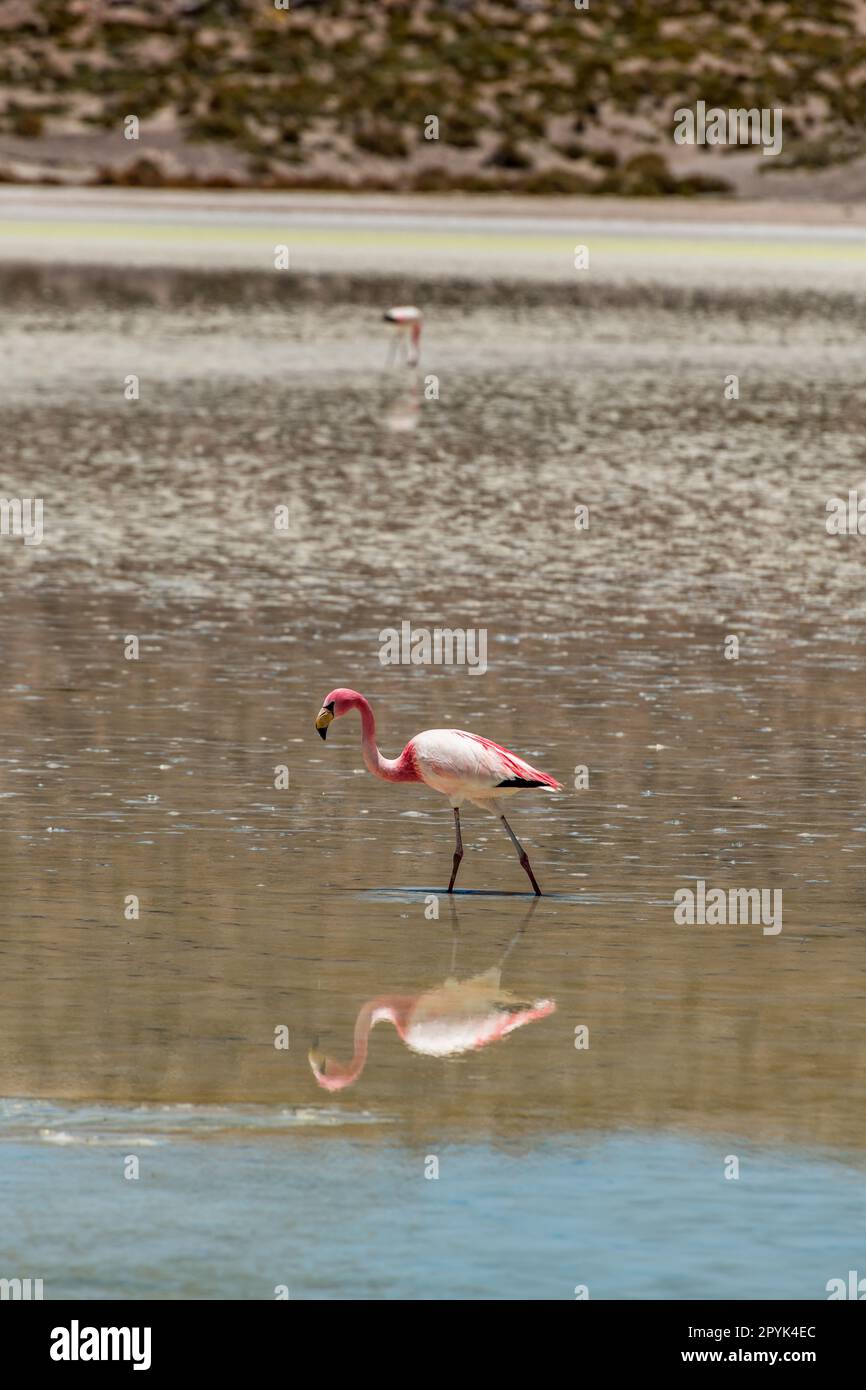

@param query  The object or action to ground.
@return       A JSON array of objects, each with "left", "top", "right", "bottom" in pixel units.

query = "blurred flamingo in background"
[
  {"left": 383, "top": 304, "right": 422, "bottom": 366},
  {"left": 315, "top": 688, "right": 561, "bottom": 895}
]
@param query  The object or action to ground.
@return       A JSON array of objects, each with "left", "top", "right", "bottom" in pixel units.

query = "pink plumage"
[
  {"left": 451, "top": 730, "right": 562, "bottom": 789},
  {"left": 309, "top": 981, "right": 556, "bottom": 1092},
  {"left": 314, "top": 688, "right": 561, "bottom": 895}
]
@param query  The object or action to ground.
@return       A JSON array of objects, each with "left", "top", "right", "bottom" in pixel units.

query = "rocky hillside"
[{"left": 1, "top": 0, "right": 865, "bottom": 195}]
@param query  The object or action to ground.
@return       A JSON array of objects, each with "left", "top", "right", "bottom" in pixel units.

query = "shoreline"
[
  {"left": 2, "top": 187, "right": 864, "bottom": 289},
  {"left": 5, "top": 185, "right": 866, "bottom": 224}
]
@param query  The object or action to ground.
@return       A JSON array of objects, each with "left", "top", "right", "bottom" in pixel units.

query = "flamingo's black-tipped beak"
[{"left": 315, "top": 707, "right": 334, "bottom": 740}]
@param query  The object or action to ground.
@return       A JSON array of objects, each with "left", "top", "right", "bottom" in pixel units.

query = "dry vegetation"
[{"left": 0, "top": 0, "right": 863, "bottom": 193}]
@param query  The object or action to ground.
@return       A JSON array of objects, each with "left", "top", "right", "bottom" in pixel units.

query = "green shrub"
[
  {"left": 618, "top": 152, "right": 679, "bottom": 195},
  {"left": 485, "top": 141, "right": 532, "bottom": 170},
  {"left": 10, "top": 108, "right": 44, "bottom": 138},
  {"left": 442, "top": 114, "right": 480, "bottom": 148},
  {"left": 354, "top": 123, "right": 408, "bottom": 158},
  {"left": 518, "top": 168, "right": 596, "bottom": 194}
]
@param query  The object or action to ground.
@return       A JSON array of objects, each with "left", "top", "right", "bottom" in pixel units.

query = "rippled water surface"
[{"left": 1, "top": 266, "right": 865, "bottom": 1298}]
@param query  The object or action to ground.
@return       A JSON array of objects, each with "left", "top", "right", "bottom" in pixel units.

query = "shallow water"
[
  {"left": 1, "top": 266, "right": 865, "bottom": 1298},
  {"left": 2, "top": 1101, "right": 863, "bottom": 1300}
]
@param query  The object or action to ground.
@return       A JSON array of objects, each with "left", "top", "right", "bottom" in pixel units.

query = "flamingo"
[
  {"left": 309, "top": 918, "right": 556, "bottom": 1091},
  {"left": 383, "top": 373, "right": 420, "bottom": 433},
  {"left": 314, "top": 688, "right": 562, "bottom": 894},
  {"left": 383, "top": 305, "right": 422, "bottom": 367}
]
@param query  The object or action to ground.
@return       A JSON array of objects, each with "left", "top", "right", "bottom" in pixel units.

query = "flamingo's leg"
[
  {"left": 448, "top": 907, "right": 460, "bottom": 975},
  {"left": 497, "top": 900, "right": 540, "bottom": 970},
  {"left": 500, "top": 814, "right": 542, "bottom": 896},
  {"left": 447, "top": 807, "right": 464, "bottom": 893}
]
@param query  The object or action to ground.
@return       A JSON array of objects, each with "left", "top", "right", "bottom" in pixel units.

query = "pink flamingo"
[
  {"left": 309, "top": 968, "right": 556, "bottom": 1092},
  {"left": 314, "top": 688, "right": 561, "bottom": 894},
  {"left": 383, "top": 305, "right": 422, "bottom": 367}
]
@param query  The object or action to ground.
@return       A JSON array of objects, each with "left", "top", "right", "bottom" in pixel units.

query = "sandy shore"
[{"left": 2, "top": 186, "right": 865, "bottom": 290}]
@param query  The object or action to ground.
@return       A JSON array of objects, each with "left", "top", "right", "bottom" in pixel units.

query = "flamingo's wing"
[
  {"left": 411, "top": 729, "right": 562, "bottom": 797},
  {"left": 455, "top": 730, "right": 562, "bottom": 789},
  {"left": 405, "top": 977, "right": 555, "bottom": 1057}
]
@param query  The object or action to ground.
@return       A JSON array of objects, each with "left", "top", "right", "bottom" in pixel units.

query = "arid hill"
[{"left": 2, "top": 0, "right": 865, "bottom": 196}]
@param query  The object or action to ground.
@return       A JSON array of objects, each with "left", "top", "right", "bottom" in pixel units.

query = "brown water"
[{"left": 1, "top": 265, "right": 865, "bottom": 1298}]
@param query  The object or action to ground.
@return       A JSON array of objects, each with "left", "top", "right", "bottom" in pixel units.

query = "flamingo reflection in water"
[
  {"left": 382, "top": 306, "right": 422, "bottom": 431},
  {"left": 383, "top": 372, "right": 420, "bottom": 433},
  {"left": 309, "top": 908, "right": 554, "bottom": 1092},
  {"left": 383, "top": 305, "right": 422, "bottom": 368}
]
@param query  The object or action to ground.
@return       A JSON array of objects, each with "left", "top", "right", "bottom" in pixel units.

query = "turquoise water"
[{"left": 0, "top": 1101, "right": 861, "bottom": 1300}]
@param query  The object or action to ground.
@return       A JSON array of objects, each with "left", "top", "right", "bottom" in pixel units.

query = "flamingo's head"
[
  {"left": 308, "top": 1045, "right": 354, "bottom": 1092},
  {"left": 315, "top": 688, "right": 359, "bottom": 740}
]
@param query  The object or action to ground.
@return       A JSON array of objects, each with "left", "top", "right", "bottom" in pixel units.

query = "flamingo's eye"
[{"left": 326, "top": 702, "right": 335, "bottom": 713}]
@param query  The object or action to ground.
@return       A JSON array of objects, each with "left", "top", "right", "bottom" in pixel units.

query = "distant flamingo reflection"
[
  {"left": 383, "top": 371, "right": 420, "bottom": 433},
  {"left": 309, "top": 911, "right": 555, "bottom": 1092}
]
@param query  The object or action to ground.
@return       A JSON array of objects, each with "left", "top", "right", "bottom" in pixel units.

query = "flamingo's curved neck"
[
  {"left": 408, "top": 321, "right": 421, "bottom": 366},
  {"left": 316, "top": 996, "right": 415, "bottom": 1091},
  {"left": 349, "top": 694, "right": 417, "bottom": 782}
]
